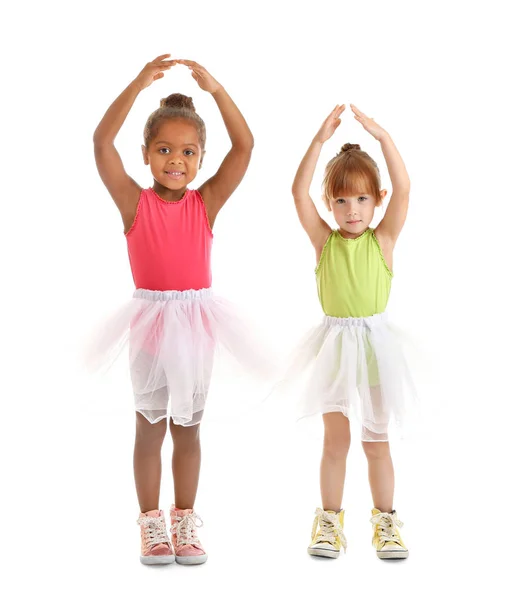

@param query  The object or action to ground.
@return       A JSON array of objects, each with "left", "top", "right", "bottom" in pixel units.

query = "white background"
[{"left": 1, "top": 0, "right": 505, "bottom": 597}]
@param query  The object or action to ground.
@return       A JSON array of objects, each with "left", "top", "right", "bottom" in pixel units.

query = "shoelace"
[
  {"left": 370, "top": 512, "right": 404, "bottom": 545},
  {"left": 137, "top": 515, "right": 170, "bottom": 547},
  {"left": 312, "top": 508, "right": 348, "bottom": 552},
  {"left": 171, "top": 512, "right": 203, "bottom": 546}
]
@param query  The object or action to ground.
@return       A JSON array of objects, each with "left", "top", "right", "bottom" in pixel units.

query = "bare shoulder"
[
  {"left": 293, "top": 194, "right": 332, "bottom": 262},
  {"left": 373, "top": 225, "right": 397, "bottom": 250},
  {"left": 197, "top": 181, "right": 214, "bottom": 207},
  {"left": 315, "top": 227, "right": 334, "bottom": 266},
  {"left": 372, "top": 226, "right": 395, "bottom": 273},
  {"left": 120, "top": 183, "right": 143, "bottom": 235},
  {"left": 93, "top": 143, "right": 142, "bottom": 232},
  {"left": 197, "top": 183, "right": 217, "bottom": 230}
]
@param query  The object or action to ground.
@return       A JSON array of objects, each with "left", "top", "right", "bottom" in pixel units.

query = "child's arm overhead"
[
  {"left": 176, "top": 60, "right": 253, "bottom": 225},
  {"left": 292, "top": 105, "right": 345, "bottom": 258},
  {"left": 351, "top": 104, "right": 410, "bottom": 246},
  {"left": 93, "top": 55, "right": 176, "bottom": 230}
]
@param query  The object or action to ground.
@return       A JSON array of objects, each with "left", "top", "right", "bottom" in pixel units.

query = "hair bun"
[
  {"left": 339, "top": 143, "right": 361, "bottom": 154},
  {"left": 160, "top": 93, "right": 196, "bottom": 111}
]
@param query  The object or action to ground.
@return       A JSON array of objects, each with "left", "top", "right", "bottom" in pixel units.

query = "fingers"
[
  {"left": 176, "top": 59, "right": 201, "bottom": 69},
  {"left": 176, "top": 59, "right": 207, "bottom": 77},
  {"left": 153, "top": 53, "right": 172, "bottom": 62},
  {"left": 148, "top": 55, "right": 176, "bottom": 72},
  {"left": 156, "top": 60, "right": 177, "bottom": 71},
  {"left": 331, "top": 103, "right": 346, "bottom": 117},
  {"left": 350, "top": 103, "right": 368, "bottom": 119},
  {"left": 351, "top": 104, "right": 371, "bottom": 127}
]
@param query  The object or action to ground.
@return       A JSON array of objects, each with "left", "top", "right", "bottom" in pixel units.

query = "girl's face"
[
  {"left": 142, "top": 119, "right": 204, "bottom": 189},
  {"left": 330, "top": 190, "right": 387, "bottom": 237}
]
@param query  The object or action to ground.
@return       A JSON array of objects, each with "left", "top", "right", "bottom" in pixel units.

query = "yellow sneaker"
[
  {"left": 307, "top": 508, "right": 347, "bottom": 559},
  {"left": 370, "top": 509, "right": 409, "bottom": 559}
]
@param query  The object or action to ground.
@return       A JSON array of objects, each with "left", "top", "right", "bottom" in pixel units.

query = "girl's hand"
[
  {"left": 315, "top": 104, "right": 346, "bottom": 144},
  {"left": 133, "top": 54, "right": 177, "bottom": 91},
  {"left": 175, "top": 60, "right": 222, "bottom": 94},
  {"left": 350, "top": 104, "right": 388, "bottom": 141}
]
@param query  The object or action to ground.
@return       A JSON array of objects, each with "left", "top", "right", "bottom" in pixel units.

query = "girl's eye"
[
  {"left": 359, "top": 196, "right": 368, "bottom": 201},
  {"left": 184, "top": 150, "right": 194, "bottom": 156},
  {"left": 336, "top": 199, "right": 345, "bottom": 204},
  {"left": 160, "top": 148, "right": 170, "bottom": 154}
]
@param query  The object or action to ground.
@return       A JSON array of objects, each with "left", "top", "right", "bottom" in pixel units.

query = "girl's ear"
[
  {"left": 199, "top": 149, "right": 206, "bottom": 169},
  {"left": 142, "top": 145, "right": 149, "bottom": 165},
  {"left": 378, "top": 189, "right": 388, "bottom": 206}
]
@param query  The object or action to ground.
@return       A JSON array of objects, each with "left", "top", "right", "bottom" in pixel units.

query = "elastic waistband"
[
  {"left": 323, "top": 311, "right": 388, "bottom": 328},
  {"left": 133, "top": 287, "right": 213, "bottom": 301}
]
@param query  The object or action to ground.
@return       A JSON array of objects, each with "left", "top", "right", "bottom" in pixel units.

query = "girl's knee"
[
  {"left": 170, "top": 420, "right": 201, "bottom": 448},
  {"left": 362, "top": 441, "right": 390, "bottom": 459},
  {"left": 135, "top": 412, "right": 167, "bottom": 444},
  {"left": 322, "top": 412, "right": 351, "bottom": 460},
  {"left": 323, "top": 433, "right": 351, "bottom": 460}
]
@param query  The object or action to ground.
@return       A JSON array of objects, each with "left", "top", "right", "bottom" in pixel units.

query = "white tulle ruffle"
[
  {"left": 85, "top": 287, "right": 274, "bottom": 426},
  {"left": 278, "top": 312, "right": 421, "bottom": 442}
]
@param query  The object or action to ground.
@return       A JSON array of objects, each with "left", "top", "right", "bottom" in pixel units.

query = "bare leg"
[
  {"left": 362, "top": 441, "right": 394, "bottom": 512},
  {"left": 169, "top": 418, "right": 201, "bottom": 509},
  {"left": 134, "top": 412, "right": 167, "bottom": 513},
  {"left": 321, "top": 412, "right": 351, "bottom": 511}
]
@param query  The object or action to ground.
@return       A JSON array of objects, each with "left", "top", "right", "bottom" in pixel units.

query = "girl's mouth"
[{"left": 165, "top": 171, "right": 185, "bottom": 180}]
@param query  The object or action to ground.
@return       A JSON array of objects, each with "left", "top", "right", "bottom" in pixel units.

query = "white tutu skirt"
[
  {"left": 85, "top": 288, "right": 274, "bottom": 426},
  {"left": 276, "top": 312, "right": 421, "bottom": 442}
]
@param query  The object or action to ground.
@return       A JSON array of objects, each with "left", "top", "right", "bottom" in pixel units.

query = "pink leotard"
[{"left": 125, "top": 187, "right": 213, "bottom": 291}]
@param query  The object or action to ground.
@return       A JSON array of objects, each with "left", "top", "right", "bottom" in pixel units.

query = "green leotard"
[{"left": 316, "top": 228, "right": 393, "bottom": 318}]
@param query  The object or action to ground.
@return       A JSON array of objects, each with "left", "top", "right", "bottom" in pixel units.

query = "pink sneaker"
[
  {"left": 137, "top": 509, "right": 175, "bottom": 565},
  {"left": 170, "top": 504, "right": 208, "bottom": 565}
]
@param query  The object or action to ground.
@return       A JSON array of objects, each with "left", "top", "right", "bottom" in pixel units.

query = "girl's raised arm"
[
  {"left": 176, "top": 60, "right": 253, "bottom": 225},
  {"left": 292, "top": 105, "right": 345, "bottom": 258},
  {"left": 93, "top": 55, "right": 176, "bottom": 230},
  {"left": 351, "top": 104, "right": 410, "bottom": 246}
]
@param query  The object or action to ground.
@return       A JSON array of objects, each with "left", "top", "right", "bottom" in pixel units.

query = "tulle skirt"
[
  {"left": 275, "top": 311, "right": 421, "bottom": 442},
  {"left": 85, "top": 287, "right": 274, "bottom": 426}
]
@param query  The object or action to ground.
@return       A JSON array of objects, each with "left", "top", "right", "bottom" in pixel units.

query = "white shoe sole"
[
  {"left": 377, "top": 550, "right": 409, "bottom": 559},
  {"left": 140, "top": 554, "right": 176, "bottom": 565},
  {"left": 175, "top": 553, "right": 208, "bottom": 565},
  {"left": 308, "top": 547, "right": 340, "bottom": 559}
]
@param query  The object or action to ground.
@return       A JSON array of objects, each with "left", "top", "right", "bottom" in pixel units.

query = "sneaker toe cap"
[
  {"left": 149, "top": 543, "right": 174, "bottom": 557},
  {"left": 310, "top": 542, "right": 337, "bottom": 551},
  {"left": 176, "top": 544, "right": 206, "bottom": 557},
  {"left": 382, "top": 542, "right": 407, "bottom": 552}
]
